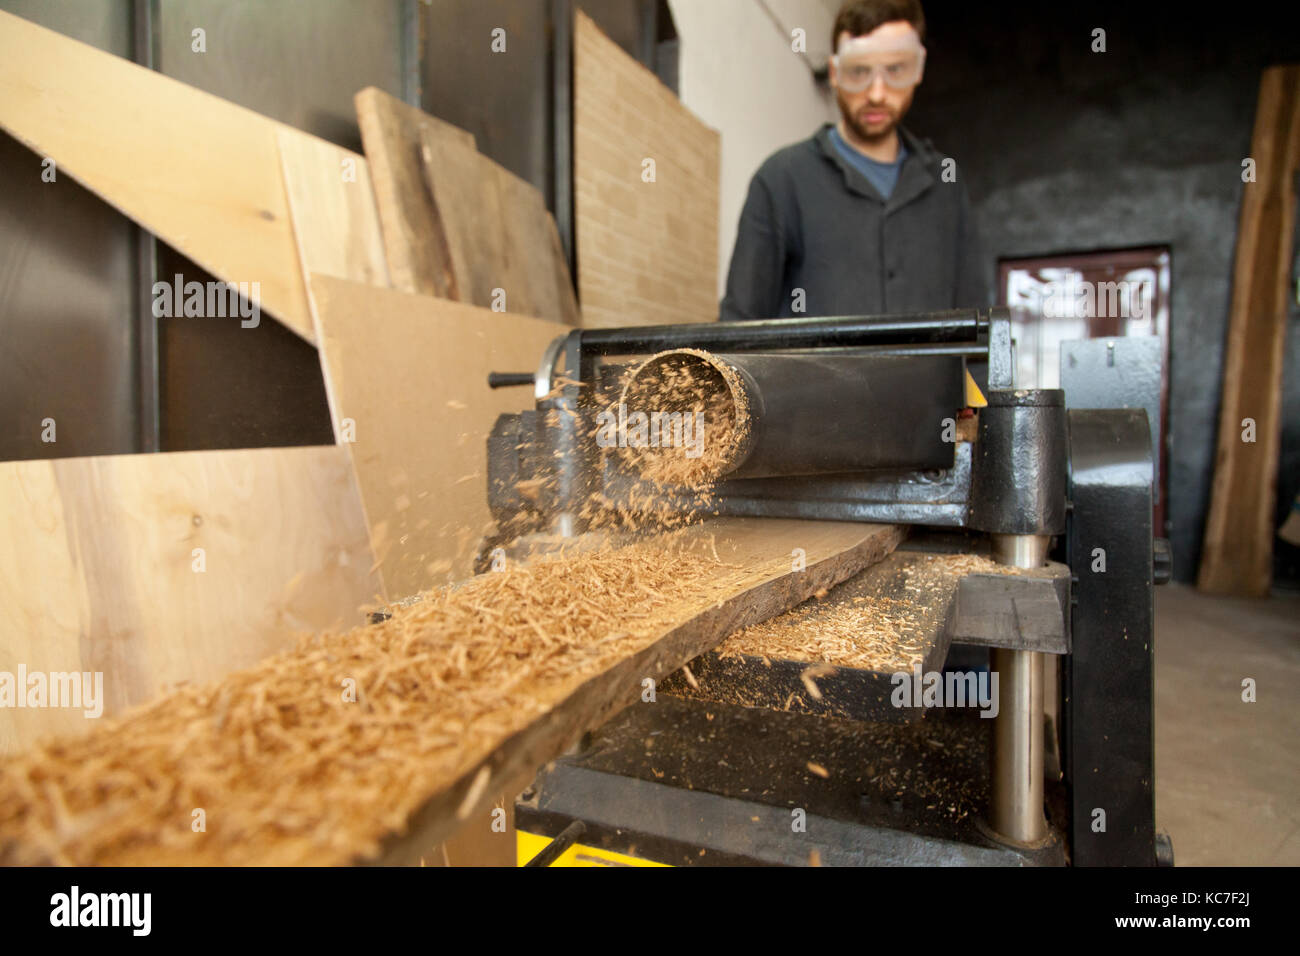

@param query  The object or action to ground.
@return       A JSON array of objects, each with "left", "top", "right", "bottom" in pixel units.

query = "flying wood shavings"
[
  {"left": 456, "top": 767, "right": 491, "bottom": 820},
  {"left": 800, "top": 664, "right": 835, "bottom": 701},
  {"left": 515, "top": 478, "right": 548, "bottom": 502},
  {"left": 0, "top": 536, "right": 748, "bottom": 866}
]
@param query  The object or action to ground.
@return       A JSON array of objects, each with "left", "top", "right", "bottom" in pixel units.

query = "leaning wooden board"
[
  {"left": 0, "top": 9, "right": 378, "bottom": 345},
  {"left": 356, "top": 86, "right": 580, "bottom": 325},
  {"left": 0, "top": 446, "right": 382, "bottom": 756},
  {"left": 416, "top": 126, "right": 580, "bottom": 325},
  {"left": 308, "top": 275, "right": 565, "bottom": 592},
  {"left": 277, "top": 130, "right": 390, "bottom": 300},
  {"left": 355, "top": 86, "right": 474, "bottom": 300},
  {"left": 1198, "top": 65, "right": 1300, "bottom": 596}
]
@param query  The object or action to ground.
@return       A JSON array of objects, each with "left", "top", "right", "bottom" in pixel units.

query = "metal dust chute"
[{"left": 611, "top": 348, "right": 753, "bottom": 489}]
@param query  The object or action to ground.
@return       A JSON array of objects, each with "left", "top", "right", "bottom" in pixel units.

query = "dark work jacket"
[{"left": 719, "top": 123, "right": 990, "bottom": 321}]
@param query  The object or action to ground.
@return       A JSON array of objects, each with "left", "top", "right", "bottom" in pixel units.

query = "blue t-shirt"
[{"left": 829, "top": 125, "right": 908, "bottom": 200}]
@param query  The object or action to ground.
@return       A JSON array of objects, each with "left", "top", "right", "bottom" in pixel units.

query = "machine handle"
[
  {"left": 488, "top": 372, "right": 536, "bottom": 389},
  {"left": 522, "top": 820, "right": 587, "bottom": 867}
]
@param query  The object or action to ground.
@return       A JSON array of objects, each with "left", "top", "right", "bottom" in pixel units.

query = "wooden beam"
[
  {"left": 0, "top": 446, "right": 382, "bottom": 756},
  {"left": 1198, "top": 66, "right": 1300, "bottom": 596},
  {"left": 308, "top": 274, "right": 565, "bottom": 591}
]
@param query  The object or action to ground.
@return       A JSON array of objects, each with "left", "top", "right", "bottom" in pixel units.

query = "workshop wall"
[
  {"left": 0, "top": 0, "right": 137, "bottom": 461},
  {"left": 904, "top": 1, "right": 1300, "bottom": 585},
  {"left": 669, "top": 0, "right": 836, "bottom": 300}
]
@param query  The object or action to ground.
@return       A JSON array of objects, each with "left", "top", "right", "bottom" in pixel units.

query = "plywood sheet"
[
  {"left": 0, "top": 446, "right": 382, "bottom": 756},
  {"left": 574, "top": 11, "right": 721, "bottom": 327},
  {"left": 277, "top": 130, "right": 390, "bottom": 297},
  {"left": 308, "top": 274, "right": 565, "bottom": 594}
]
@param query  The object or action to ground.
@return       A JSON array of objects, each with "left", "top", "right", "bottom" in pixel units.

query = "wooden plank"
[
  {"left": 276, "top": 130, "right": 390, "bottom": 297},
  {"left": 372, "top": 518, "right": 904, "bottom": 864},
  {"left": 0, "top": 446, "right": 382, "bottom": 757},
  {"left": 574, "top": 11, "right": 721, "bottom": 327},
  {"left": 355, "top": 86, "right": 474, "bottom": 299},
  {"left": 0, "top": 9, "right": 373, "bottom": 345},
  {"left": 1198, "top": 66, "right": 1300, "bottom": 596},
  {"left": 308, "top": 274, "right": 565, "bottom": 593},
  {"left": 355, "top": 85, "right": 579, "bottom": 326},
  {"left": 277, "top": 127, "right": 391, "bottom": 450},
  {"left": 0, "top": 518, "right": 901, "bottom": 864},
  {"left": 415, "top": 126, "right": 581, "bottom": 325}
]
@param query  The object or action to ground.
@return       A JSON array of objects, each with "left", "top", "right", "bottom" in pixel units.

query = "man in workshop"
[{"left": 720, "top": 0, "right": 989, "bottom": 321}]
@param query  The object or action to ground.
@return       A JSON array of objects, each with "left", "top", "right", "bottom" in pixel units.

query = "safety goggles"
[{"left": 831, "top": 34, "right": 926, "bottom": 92}]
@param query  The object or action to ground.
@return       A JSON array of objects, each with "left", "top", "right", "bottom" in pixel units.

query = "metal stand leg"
[{"left": 988, "top": 534, "right": 1049, "bottom": 845}]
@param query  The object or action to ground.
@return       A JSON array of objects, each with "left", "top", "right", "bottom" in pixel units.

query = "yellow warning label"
[{"left": 516, "top": 829, "right": 670, "bottom": 867}]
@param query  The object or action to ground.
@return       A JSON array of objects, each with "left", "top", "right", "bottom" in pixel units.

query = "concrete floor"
[{"left": 1155, "top": 584, "right": 1300, "bottom": 865}]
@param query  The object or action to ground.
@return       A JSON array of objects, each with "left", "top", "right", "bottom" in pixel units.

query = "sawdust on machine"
[{"left": 718, "top": 552, "right": 1021, "bottom": 673}]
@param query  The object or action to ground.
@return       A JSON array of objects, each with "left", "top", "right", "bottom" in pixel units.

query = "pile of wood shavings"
[
  {"left": 720, "top": 595, "right": 930, "bottom": 673},
  {"left": 718, "top": 552, "right": 1020, "bottom": 672},
  {"left": 0, "top": 537, "right": 736, "bottom": 866}
]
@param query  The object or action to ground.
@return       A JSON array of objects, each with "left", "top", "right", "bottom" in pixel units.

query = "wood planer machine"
[{"left": 484, "top": 308, "right": 1171, "bottom": 867}]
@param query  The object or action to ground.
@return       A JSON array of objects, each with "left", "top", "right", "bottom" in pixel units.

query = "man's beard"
[{"left": 837, "top": 89, "right": 896, "bottom": 144}]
